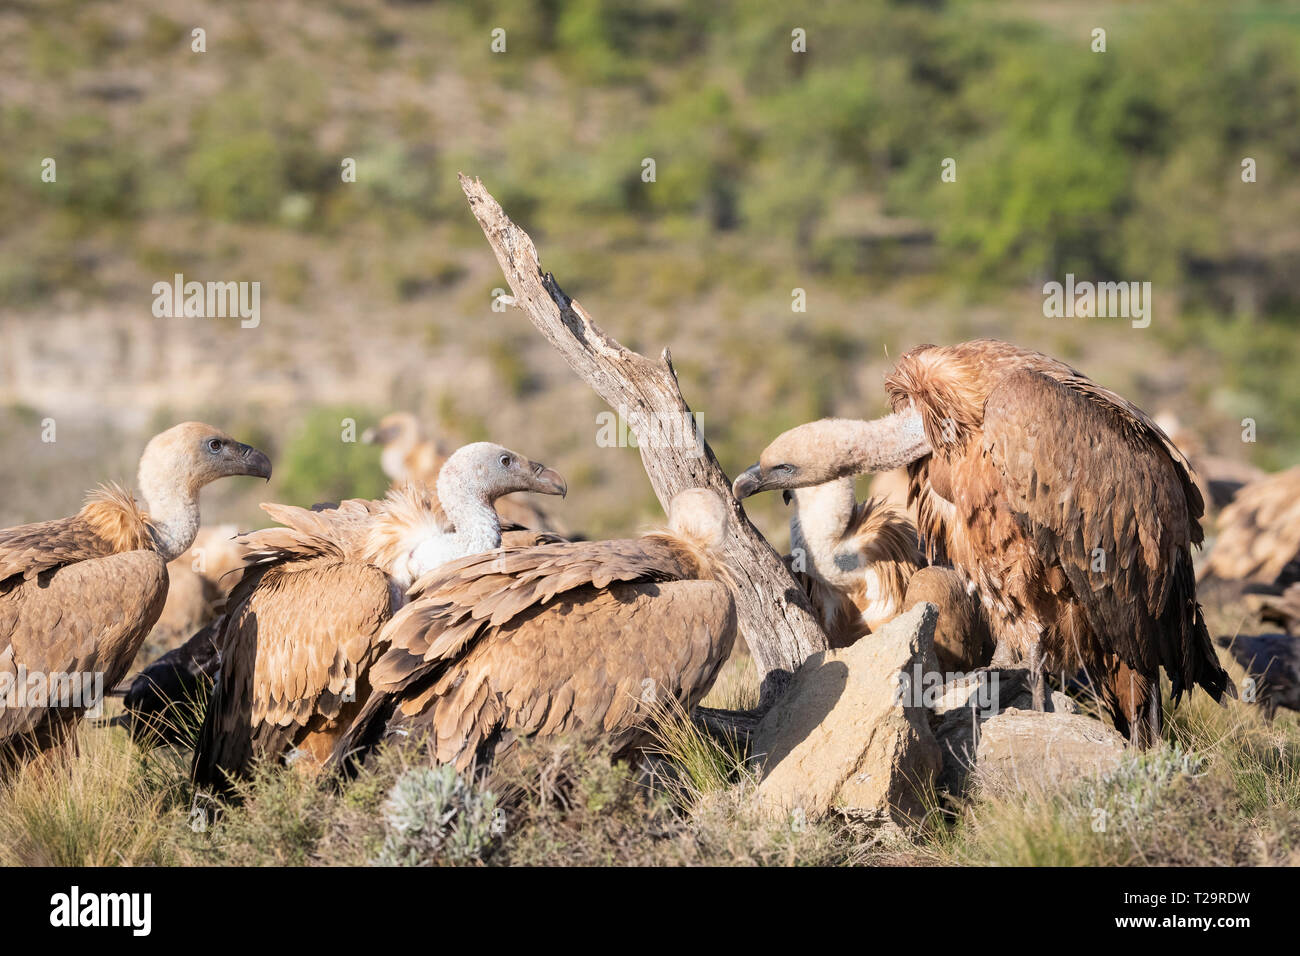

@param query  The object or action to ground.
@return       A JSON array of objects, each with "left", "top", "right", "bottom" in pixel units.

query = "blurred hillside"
[{"left": 1, "top": 0, "right": 1298, "bottom": 542}]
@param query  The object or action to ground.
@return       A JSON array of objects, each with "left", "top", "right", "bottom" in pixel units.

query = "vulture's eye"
[
  {"left": 778, "top": 464, "right": 795, "bottom": 474},
  {"left": 207, "top": 439, "right": 223, "bottom": 453},
  {"left": 499, "top": 454, "right": 512, "bottom": 468}
]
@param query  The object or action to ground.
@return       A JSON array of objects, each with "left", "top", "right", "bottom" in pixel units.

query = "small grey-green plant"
[
  {"left": 374, "top": 764, "right": 498, "bottom": 866},
  {"left": 1080, "top": 743, "right": 1207, "bottom": 835}
]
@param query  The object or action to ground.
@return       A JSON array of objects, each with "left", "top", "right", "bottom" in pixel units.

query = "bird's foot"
[{"left": 1029, "top": 645, "right": 1047, "bottom": 712}]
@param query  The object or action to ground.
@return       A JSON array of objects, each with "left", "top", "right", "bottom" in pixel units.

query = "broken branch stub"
[{"left": 459, "top": 173, "right": 829, "bottom": 703}]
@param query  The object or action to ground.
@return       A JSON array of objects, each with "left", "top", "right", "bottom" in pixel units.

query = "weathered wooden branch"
[
  {"left": 460, "top": 173, "right": 828, "bottom": 705},
  {"left": 693, "top": 706, "right": 762, "bottom": 751}
]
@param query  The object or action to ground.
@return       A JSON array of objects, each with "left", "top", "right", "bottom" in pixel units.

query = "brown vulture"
[
  {"left": 781, "top": 478, "right": 921, "bottom": 643},
  {"left": 766, "top": 478, "right": 991, "bottom": 670},
  {"left": 334, "top": 488, "right": 737, "bottom": 772},
  {"left": 0, "top": 423, "right": 271, "bottom": 772},
  {"left": 733, "top": 339, "right": 1230, "bottom": 745},
  {"left": 191, "top": 442, "right": 566, "bottom": 792},
  {"left": 1200, "top": 465, "right": 1300, "bottom": 589},
  {"left": 363, "top": 411, "right": 560, "bottom": 532}
]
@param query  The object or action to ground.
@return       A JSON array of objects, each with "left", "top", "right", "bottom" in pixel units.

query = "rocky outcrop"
[
  {"left": 972, "top": 707, "right": 1126, "bottom": 794},
  {"left": 929, "top": 667, "right": 1079, "bottom": 794},
  {"left": 752, "top": 602, "right": 943, "bottom": 827}
]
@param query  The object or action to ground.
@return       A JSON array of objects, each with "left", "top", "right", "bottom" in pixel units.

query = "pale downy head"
[
  {"left": 667, "top": 488, "right": 730, "bottom": 551},
  {"left": 408, "top": 442, "right": 567, "bottom": 582},
  {"left": 136, "top": 422, "right": 272, "bottom": 561},
  {"left": 138, "top": 422, "right": 272, "bottom": 498},
  {"left": 362, "top": 412, "right": 424, "bottom": 482},
  {"left": 732, "top": 409, "right": 930, "bottom": 501},
  {"left": 436, "top": 441, "right": 567, "bottom": 504}
]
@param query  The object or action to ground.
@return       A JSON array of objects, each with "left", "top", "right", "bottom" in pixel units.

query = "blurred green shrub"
[{"left": 275, "top": 407, "right": 389, "bottom": 507}]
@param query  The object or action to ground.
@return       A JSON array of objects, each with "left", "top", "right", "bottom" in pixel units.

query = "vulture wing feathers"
[
  {"left": 192, "top": 555, "right": 394, "bottom": 790},
  {"left": 980, "top": 369, "right": 1224, "bottom": 701},
  {"left": 336, "top": 521, "right": 734, "bottom": 772},
  {"left": 378, "top": 535, "right": 707, "bottom": 690},
  {"left": 390, "top": 580, "right": 735, "bottom": 769},
  {"left": 2, "top": 549, "right": 167, "bottom": 745},
  {"left": 0, "top": 485, "right": 151, "bottom": 585}
]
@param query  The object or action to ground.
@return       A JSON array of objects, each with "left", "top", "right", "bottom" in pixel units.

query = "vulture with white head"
[
  {"left": 734, "top": 339, "right": 1230, "bottom": 745},
  {"left": 780, "top": 479, "right": 920, "bottom": 643},
  {"left": 191, "top": 442, "right": 566, "bottom": 791},
  {"left": 767, "top": 477, "right": 992, "bottom": 669},
  {"left": 0, "top": 423, "right": 271, "bottom": 771},
  {"left": 363, "top": 411, "right": 559, "bottom": 532},
  {"left": 334, "top": 488, "right": 737, "bottom": 772}
]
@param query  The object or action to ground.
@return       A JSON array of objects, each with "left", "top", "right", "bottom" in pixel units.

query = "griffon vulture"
[
  {"left": 780, "top": 479, "right": 920, "bottom": 643},
  {"left": 363, "top": 411, "right": 558, "bottom": 532},
  {"left": 1200, "top": 466, "right": 1300, "bottom": 589},
  {"left": 191, "top": 443, "right": 566, "bottom": 792},
  {"left": 734, "top": 339, "right": 1230, "bottom": 745},
  {"left": 765, "top": 477, "right": 992, "bottom": 670},
  {"left": 334, "top": 488, "right": 737, "bottom": 772},
  {"left": 0, "top": 423, "right": 271, "bottom": 770}
]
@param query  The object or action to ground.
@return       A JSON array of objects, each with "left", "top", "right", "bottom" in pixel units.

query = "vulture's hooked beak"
[
  {"left": 529, "top": 462, "right": 567, "bottom": 498},
  {"left": 732, "top": 464, "right": 765, "bottom": 501},
  {"left": 233, "top": 443, "right": 273, "bottom": 482}
]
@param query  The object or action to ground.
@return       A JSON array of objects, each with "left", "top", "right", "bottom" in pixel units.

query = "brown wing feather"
[
  {"left": 1, "top": 550, "right": 167, "bottom": 742},
  {"left": 192, "top": 556, "right": 393, "bottom": 788},
  {"left": 981, "top": 369, "right": 1225, "bottom": 700},
  {"left": 375, "top": 536, "right": 706, "bottom": 691},
  {"left": 0, "top": 486, "right": 151, "bottom": 585},
  {"left": 335, "top": 534, "right": 728, "bottom": 768},
  {"left": 384, "top": 580, "right": 736, "bottom": 769}
]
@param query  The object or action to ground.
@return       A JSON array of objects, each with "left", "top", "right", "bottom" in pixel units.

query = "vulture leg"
[
  {"left": 1102, "top": 660, "right": 1160, "bottom": 748},
  {"left": 1145, "top": 682, "right": 1164, "bottom": 746},
  {"left": 1028, "top": 643, "right": 1047, "bottom": 712},
  {"left": 989, "top": 646, "right": 1013, "bottom": 671}
]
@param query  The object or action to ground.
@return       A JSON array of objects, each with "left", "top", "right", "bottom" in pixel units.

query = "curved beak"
[
  {"left": 528, "top": 462, "right": 567, "bottom": 498},
  {"left": 732, "top": 464, "right": 765, "bottom": 500},
  {"left": 233, "top": 443, "right": 273, "bottom": 481}
]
